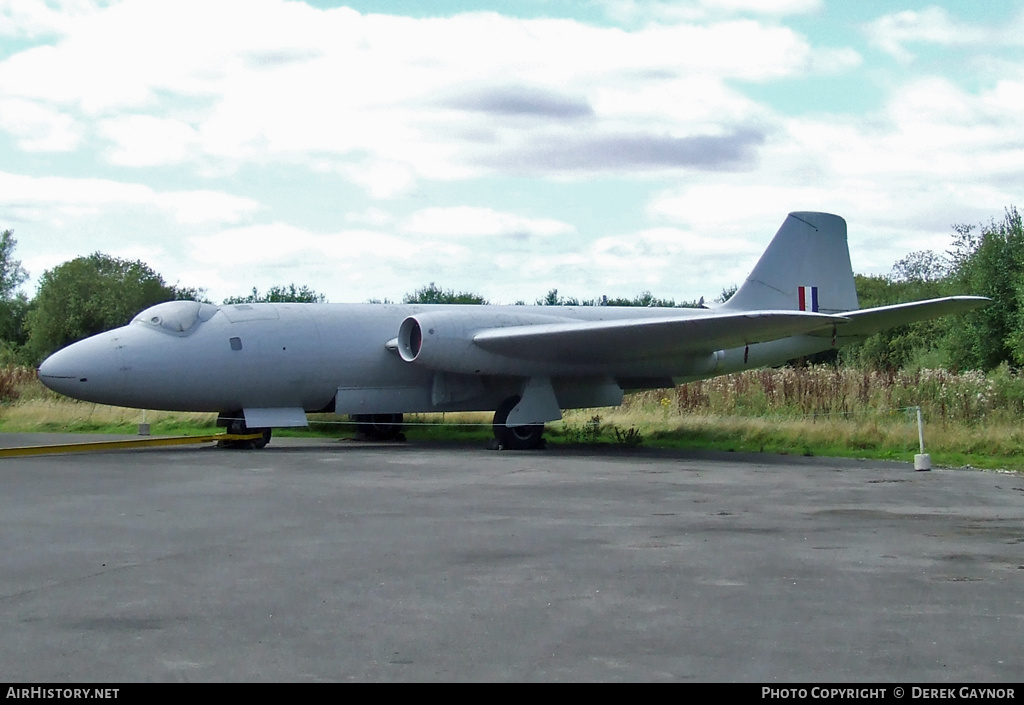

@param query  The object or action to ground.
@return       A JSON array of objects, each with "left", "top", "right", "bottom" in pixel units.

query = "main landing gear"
[
  {"left": 352, "top": 413, "right": 405, "bottom": 442},
  {"left": 490, "top": 396, "right": 545, "bottom": 451},
  {"left": 217, "top": 411, "right": 272, "bottom": 449}
]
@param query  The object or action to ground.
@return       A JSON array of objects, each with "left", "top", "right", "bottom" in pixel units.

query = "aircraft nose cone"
[
  {"left": 37, "top": 332, "right": 126, "bottom": 403},
  {"left": 38, "top": 348, "right": 82, "bottom": 383},
  {"left": 37, "top": 347, "right": 84, "bottom": 396}
]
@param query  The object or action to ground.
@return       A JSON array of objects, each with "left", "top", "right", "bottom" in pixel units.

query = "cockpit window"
[{"left": 132, "top": 300, "right": 218, "bottom": 334}]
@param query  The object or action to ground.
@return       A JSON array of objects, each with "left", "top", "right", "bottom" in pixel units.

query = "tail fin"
[{"left": 721, "top": 212, "right": 859, "bottom": 314}]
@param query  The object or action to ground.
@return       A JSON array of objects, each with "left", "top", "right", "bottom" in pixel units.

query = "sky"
[{"left": 2, "top": 0, "right": 1022, "bottom": 305}]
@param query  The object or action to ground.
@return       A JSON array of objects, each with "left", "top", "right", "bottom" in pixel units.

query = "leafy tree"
[
  {"left": 0, "top": 230, "right": 28, "bottom": 300},
  {"left": 715, "top": 285, "right": 738, "bottom": 304},
  {"left": 605, "top": 291, "right": 678, "bottom": 307},
  {"left": 403, "top": 282, "right": 486, "bottom": 305},
  {"left": 0, "top": 294, "right": 30, "bottom": 351},
  {"left": 172, "top": 286, "right": 210, "bottom": 303},
  {"left": 536, "top": 289, "right": 695, "bottom": 307},
  {"left": 537, "top": 288, "right": 580, "bottom": 306},
  {"left": 25, "top": 253, "right": 178, "bottom": 363},
  {"left": 0, "top": 230, "right": 30, "bottom": 355},
  {"left": 841, "top": 210, "right": 1024, "bottom": 372},
  {"left": 891, "top": 250, "right": 950, "bottom": 283},
  {"left": 841, "top": 264, "right": 951, "bottom": 370},
  {"left": 946, "top": 208, "right": 1024, "bottom": 370},
  {"left": 224, "top": 284, "right": 326, "bottom": 304}
]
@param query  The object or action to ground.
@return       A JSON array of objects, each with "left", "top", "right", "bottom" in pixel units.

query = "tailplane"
[{"left": 721, "top": 212, "right": 859, "bottom": 314}]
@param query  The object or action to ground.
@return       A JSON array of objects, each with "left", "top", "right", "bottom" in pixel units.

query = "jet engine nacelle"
[{"left": 396, "top": 310, "right": 572, "bottom": 375}]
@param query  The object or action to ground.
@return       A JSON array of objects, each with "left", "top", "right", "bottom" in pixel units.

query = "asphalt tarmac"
[{"left": 1, "top": 435, "right": 1022, "bottom": 682}]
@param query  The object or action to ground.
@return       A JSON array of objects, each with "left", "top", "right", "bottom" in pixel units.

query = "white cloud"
[
  {"left": 0, "top": 0, "right": 855, "bottom": 192},
  {"left": 642, "top": 71, "right": 1024, "bottom": 276},
  {"left": 191, "top": 222, "right": 448, "bottom": 267},
  {"left": 401, "top": 207, "right": 575, "bottom": 239},
  {"left": 185, "top": 221, "right": 490, "bottom": 303},
  {"left": 0, "top": 171, "right": 260, "bottom": 225},
  {"left": 345, "top": 207, "right": 394, "bottom": 227},
  {"left": 0, "top": 0, "right": 100, "bottom": 38},
  {"left": 595, "top": 227, "right": 757, "bottom": 258},
  {"left": 707, "top": 0, "right": 822, "bottom": 14},
  {"left": 159, "top": 190, "right": 261, "bottom": 225},
  {"left": 598, "top": 0, "right": 822, "bottom": 24},
  {"left": 0, "top": 98, "right": 80, "bottom": 151},
  {"left": 98, "top": 115, "right": 199, "bottom": 166},
  {"left": 864, "top": 7, "right": 1018, "bottom": 63},
  {"left": 339, "top": 159, "right": 419, "bottom": 200},
  {"left": 475, "top": 224, "right": 762, "bottom": 305}
]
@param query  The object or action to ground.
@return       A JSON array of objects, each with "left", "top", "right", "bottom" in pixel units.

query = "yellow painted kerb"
[{"left": 0, "top": 433, "right": 266, "bottom": 458}]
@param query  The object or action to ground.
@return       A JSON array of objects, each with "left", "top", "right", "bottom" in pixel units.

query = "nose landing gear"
[{"left": 216, "top": 411, "right": 272, "bottom": 449}]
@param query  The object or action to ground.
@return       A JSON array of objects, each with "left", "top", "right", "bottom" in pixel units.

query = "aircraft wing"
[
  {"left": 472, "top": 310, "right": 847, "bottom": 364},
  {"left": 814, "top": 296, "right": 990, "bottom": 339}
]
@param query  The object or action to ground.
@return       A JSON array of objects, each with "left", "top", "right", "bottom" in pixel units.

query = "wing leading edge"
[{"left": 472, "top": 310, "right": 848, "bottom": 365}]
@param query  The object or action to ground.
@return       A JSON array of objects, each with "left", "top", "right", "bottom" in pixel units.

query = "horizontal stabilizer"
[
  {"left": 473, "top": 310, "right": 846, "bottom": 364},
  {"left": 816, "top": 296, "right": 990, "bottom": 339}
]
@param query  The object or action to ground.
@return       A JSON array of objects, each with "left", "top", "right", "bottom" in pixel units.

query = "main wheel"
[
  {"left": 492, "top": 396, "right": 545, "bottom": 450},
  {"left": 352, "top": 413, "right": 405, "bottom": 441}
]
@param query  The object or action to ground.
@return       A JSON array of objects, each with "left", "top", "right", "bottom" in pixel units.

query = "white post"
[
  {"left": 138, "top": 409, "right": 150, "bottom": 436},
  {"left": 914, "top": 406, "right": 930, "bottom": 471}
]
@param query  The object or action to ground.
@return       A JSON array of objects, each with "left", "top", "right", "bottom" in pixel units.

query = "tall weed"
[{"left": 627, "top": 364, "right": 1024, "bottom": 425}]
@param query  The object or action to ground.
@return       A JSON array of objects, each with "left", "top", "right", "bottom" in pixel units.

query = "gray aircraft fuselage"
[{"left": 36, "top": 299, "right": 831, "bottom": 420}]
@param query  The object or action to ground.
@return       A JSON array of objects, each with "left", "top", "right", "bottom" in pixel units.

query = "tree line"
[{"left": 2, "top": 206, "right": 1021, "bottom": 370}]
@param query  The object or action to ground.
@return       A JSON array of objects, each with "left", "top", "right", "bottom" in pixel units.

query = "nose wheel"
[{"left": 217, "top": 411, "right": 272, "bottom": 449}]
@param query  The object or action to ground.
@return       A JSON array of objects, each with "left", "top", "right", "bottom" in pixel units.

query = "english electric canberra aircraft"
[{"left": 38, "top": 212, "right": 986, "bottom": 449}]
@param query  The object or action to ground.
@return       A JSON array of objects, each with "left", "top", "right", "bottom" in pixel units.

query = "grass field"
[{"left": 4, "top": 364, "right": 1024, "bottom": 471}]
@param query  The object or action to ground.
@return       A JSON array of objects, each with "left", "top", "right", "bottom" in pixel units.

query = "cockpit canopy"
[{"left": 132, "top": 300, "right": 219, "bottom": 334}]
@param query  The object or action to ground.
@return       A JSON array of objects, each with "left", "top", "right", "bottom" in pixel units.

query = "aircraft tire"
[
  {"left": 492, "top": 396, "right": 545, "bottom": 450},
  {"left": 217, "top": 411, "right": 271, "bottom": 450},
  {"left": 250, "top": 428, "right": 272, "bottom": 449},
  {"left": 353, "top": 413, "right": 405, "bottom": 441}
]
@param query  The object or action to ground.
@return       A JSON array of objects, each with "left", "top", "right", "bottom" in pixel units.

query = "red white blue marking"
[{"left": 798, "top": 285, "right": 818, "bottom": 312}]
